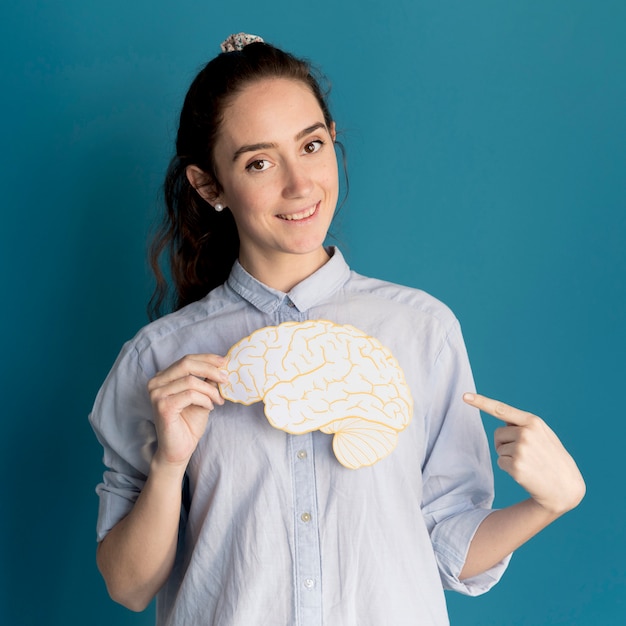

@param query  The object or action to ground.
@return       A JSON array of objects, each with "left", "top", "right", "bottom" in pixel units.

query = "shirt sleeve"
[
  {"left": 421, "top": 320, "right": 511, "bottom": 596},
  {"left": 89, "top": 340, "right": 157, "bottom": 542}
]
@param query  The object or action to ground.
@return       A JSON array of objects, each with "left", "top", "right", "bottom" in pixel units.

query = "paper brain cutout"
[{"left": 219, "top": 320, "right": 413, "bottom": 469}]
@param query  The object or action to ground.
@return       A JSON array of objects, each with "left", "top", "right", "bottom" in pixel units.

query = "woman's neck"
[{"left": 238, "top": 247, "right": 331, "bottom": 293}]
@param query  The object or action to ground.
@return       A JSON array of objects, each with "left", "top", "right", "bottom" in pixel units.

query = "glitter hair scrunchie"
[{"left": 220, "top": 33, "right": 264, "bottom": 53}]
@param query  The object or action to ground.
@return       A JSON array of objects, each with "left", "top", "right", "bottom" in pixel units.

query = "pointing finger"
[{"left": 463, "top": 392, "right": 534, "bottom": 427}]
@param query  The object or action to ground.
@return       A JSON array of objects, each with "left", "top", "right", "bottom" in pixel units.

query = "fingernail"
[{"left": 463, "top": 393, "right": 475, "bottom": 402}]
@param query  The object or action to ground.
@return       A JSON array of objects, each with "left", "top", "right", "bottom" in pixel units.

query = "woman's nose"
[{"left": 282, "top": 160, "right": 313, "bottom": 198}]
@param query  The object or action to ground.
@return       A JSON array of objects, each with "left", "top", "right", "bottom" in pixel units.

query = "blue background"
[{"left": 1, "top": 1, "right": 624, "bottom": 624}]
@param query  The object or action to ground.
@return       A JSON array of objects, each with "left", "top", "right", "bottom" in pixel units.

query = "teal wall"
[{"left": 1, "top": 1, "right": 624, "bottom": 624}]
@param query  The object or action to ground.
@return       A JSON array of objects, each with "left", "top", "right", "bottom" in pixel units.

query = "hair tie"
[{"left": 220, "top": 33, "right": 264, "bottom": 53}]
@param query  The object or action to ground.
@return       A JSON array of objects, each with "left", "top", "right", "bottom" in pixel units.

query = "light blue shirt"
[{"left": 90, "top": 248, "right": 509, "bottom": 626}]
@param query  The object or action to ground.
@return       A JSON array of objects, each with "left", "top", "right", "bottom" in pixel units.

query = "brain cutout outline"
[{"left": 219, "top": 320, "right": 414, "bottom": 469}]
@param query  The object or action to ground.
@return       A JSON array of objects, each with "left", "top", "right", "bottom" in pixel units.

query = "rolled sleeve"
[
  {"left": 421, "top": 321, "right": 510, "bottom": 595},
  {"left": 89, "top": 340, "right": 156, "bottom": 541},
  {"left": 431, "top": 508, "right": 511, "bottom": 595}
]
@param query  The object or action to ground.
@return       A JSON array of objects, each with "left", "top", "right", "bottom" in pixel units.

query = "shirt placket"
[{"left": 279, "top": 297, "right": 323, "bottom": 626}]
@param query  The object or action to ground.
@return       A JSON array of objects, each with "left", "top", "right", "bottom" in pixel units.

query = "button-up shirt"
[{"left": 90, "top": 248, "right": 509, "bottom": 626}]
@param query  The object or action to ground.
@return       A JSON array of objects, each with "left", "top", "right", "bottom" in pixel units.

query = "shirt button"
[
  {"left": 286, "top": 299, "right": 296, "bottom": 308},
  {"left": 297, "top": 449, "right": 307, "bottom": 460},
  {"left": 304, "top": 578, "right": 315, "bottom": 589},
  {"left": 301, "top": 512, "right": 312, "bottom": 523}
]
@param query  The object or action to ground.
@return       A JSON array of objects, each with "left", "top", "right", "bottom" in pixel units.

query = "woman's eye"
[
  {"left": 304, "top": 140, "right": 323, "bottom": 154},
  {"left": 246, "top": 159, "right": 271, "bottom": 172}
]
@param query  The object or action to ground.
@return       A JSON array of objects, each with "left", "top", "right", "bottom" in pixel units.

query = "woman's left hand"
[{"left": 463, "top": 393, "right": 586, "bottom": 516}]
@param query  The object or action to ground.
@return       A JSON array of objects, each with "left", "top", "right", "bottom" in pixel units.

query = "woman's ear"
[
  {"left": 186, "top": 165, "right": 220, "bottom": 204},
  {"left": 329, "top": 121, "right": 337, "bottom": 143}
]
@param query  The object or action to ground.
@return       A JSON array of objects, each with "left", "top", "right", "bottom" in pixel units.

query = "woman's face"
[{"left": 209, "top": 78, "right": 339, "bottom": 283}]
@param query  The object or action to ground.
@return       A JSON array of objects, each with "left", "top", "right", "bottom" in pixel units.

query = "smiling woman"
[
  {"left": 187, "top": 78, "right": 339, "bottom": 291},
  {"left": 89, "top": 34, "right": 584, "bottom": 626},
  {"left": 147, "top": 39, "right": 338, "bottom": 316}
]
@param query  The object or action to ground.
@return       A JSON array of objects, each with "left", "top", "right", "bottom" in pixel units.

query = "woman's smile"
[{"left": 276, "top": 202, "right": 319, "bottom": 222}]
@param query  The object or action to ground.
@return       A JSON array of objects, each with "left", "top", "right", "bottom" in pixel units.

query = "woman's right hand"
[{"left": 147, "top": 354, "right": 228, "bottom": 468}]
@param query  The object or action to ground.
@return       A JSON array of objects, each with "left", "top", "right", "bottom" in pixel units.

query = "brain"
[{"left": 219, "top": 320, "right": 413, "bottom": 469}]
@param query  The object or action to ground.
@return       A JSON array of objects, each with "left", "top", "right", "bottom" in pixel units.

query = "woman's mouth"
[{"left": 277, "top": 203, "right": 319, "bottom": 221}]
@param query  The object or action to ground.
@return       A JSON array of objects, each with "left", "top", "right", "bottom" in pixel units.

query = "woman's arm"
[
  {"left": 96, "top": 454, "right": 187, "bottom": 611},
  {"left": 459, "top": 393, "right": 586, "bottom": 580},
  {"left": 96, "top": 354, "right": 227, "bottom": 611}
]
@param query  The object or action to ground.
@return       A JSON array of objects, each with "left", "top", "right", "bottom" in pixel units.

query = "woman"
[{"left": 90, "top": 33, "right": 585, "bottom": 625}]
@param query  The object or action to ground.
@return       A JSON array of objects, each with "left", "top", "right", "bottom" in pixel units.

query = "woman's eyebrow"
[
  {"left": 232, "top": 122, "right": 328, "bottom": 162},
  {"left": 295, "top": 122, "right": 327, "bottom": 140},
  {"left": 232, "top": 142, "right": 276, "bottom": 162}
]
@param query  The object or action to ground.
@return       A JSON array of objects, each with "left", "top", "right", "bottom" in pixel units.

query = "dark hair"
[{"left": 148, "top": 41, "right": 338, "bottom": 319}]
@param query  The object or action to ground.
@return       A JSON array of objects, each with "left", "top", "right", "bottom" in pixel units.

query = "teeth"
[{"left": 278, "top": 205, "right": 317, "bottom": 221}]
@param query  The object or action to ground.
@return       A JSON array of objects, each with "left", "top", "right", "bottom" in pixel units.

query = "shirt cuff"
[
  {"left": 431, "top": 508, "right": 512, "bottom": 596},
  {"left": 94, "top": 471, "right": 145, "bottom": 542}
]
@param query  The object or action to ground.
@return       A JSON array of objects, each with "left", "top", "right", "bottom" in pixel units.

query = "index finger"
[
  {"left": 462, "top": 392, "right": 533, "bottom": 426},
  {"left": 153, "top": 354, "right": 228, "bottom": 386}
]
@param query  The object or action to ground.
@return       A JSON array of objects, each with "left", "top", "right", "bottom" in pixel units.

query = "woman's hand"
[
  {"left": 463, "top": 393, "right": 586, "bottom": 516},
  {"left": 148, "top": 354, "right": 228, "bottom": 468}
]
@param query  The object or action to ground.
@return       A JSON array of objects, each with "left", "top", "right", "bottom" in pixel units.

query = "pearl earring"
[{"left": 214, "top": 202, "right": 224, "bottom": 212}]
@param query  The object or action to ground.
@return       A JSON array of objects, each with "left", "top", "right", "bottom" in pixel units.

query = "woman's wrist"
[{"left": 150, "top": 449, "right": 189, "bottom": 484}]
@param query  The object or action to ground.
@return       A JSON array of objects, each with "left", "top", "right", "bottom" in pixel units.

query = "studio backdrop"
[{"left": 1, "top": 1, "right": 624, "bottom": 624}]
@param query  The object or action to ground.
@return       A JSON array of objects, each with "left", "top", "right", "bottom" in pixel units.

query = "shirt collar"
[{"left": 226, "top": 247, "right": 351, "bottom": 314}]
